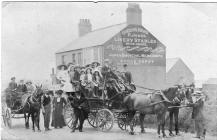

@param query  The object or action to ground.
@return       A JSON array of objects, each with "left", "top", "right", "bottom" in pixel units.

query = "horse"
[
  {"left": 22, "top": 85, "right": 44, "bottom": 132},
  {"left": 123, "top": 87, "right": 189, "bottom": 137},
  {"left": 167, "top": 86, "right": 193, "bottom": 136}
]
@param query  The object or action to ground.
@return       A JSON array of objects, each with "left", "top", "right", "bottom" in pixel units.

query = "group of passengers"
[{"left": 56, "top": 59, "right": 134, "bottom": 99}]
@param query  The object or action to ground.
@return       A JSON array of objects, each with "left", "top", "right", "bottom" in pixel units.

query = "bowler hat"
[
  {"left": 11, "top": 77, "right": 15, "bottom": 80},
  {"left": 56, "top": 90, "right": 63, "bottom": 95}
]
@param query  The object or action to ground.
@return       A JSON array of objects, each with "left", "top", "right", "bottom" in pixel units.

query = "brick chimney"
[
  {"left": 78, "top": 19, "right": 92, "bottom": 37},
  {"left": 126, "top": 3, "right": 142, "bottom": 25}
]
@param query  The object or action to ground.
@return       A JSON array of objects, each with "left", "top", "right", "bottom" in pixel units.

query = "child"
[{"left": 187, "top": 92, "right": 206, "bottom": 140}]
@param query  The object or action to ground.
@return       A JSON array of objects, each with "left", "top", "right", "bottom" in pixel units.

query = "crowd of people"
[{"left": 56, "top": 59, "right": 134, "bottom": 99}]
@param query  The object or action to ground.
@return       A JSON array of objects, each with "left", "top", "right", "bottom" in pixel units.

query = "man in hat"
[
  {"left": 17, "top": 80, "right": 27, "bottom": 93},
  {"left": 71, "top": 91, "right": 89, "bottom": 132},
  {"left": 187, "top": 92, "right": 206, "bottom": 140},
  {"left": 101, "top": 59, "right": 111, "bottom": 78},
  {"left": 8, "top": 77, "right": 17, "bottom": 91},
  {"left": 122, "top": 64, "right": 133, "bottom": 85},
  {"left": 41, "top": 88, "right": 52, "bottom": 131}
]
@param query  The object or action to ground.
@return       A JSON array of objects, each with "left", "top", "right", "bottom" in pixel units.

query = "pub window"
[
  {"left": 61, "top": 55, "right": 65, "bottom": 64},
  {"left": 78, "top": 52, "right": 82, "bottom": 65},
  {"left": 72, "top": 53, "right": 76, "bottom": 63}
]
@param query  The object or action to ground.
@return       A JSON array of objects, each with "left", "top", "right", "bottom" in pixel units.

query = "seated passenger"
[
  {"left": 92, "top": 70, "right": 103, "bottom": 97},
  {"left": 17, "top": 80, "right": 27, "bottom": 93}
]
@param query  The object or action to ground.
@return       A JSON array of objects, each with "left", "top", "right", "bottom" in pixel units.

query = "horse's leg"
[
  {"left": 161, "top": 112, "right": 167, "bottom": 138},
  {"left": 140, "top": 113, "right": 145, "bottom": 133},
  {"left": 174, "top": 109, "right": 180, "bottom": 135},
  {"left": 128, "top": 111, "right": 136, "bottom": 135},
  {"left": 157, "top": 114, "right": 161, "bottom": 137},
  {"left": 31, "top": 113, "right": 35, "bottom": 132},
  {"left": 36, "top": 111, "right": 41, "bottom": 132},
  {"left": 169, "top": 110, "right": 175, "bottom": 136},
  {"left": 26, "top": 112, "right": 30, "bottom": 128}
]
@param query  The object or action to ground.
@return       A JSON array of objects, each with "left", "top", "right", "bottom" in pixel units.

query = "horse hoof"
[{"left": 129, "top": 132, "right": 134, "bottom": 135}]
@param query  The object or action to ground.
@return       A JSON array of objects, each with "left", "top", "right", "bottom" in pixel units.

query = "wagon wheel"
[
  {"left": 2, "top": 106, "right": 7, "bottom": 126},
  {"left": 64, "top": 103, "right": 75, "bottom": 129},
  {"left": 87, "top": 112, "right": 97, "bottom": 128},
  {"left": 96, "top": 109, "right": 114, "bottom": 132},
  {"left": 5, "top": 108, "right": 12, "bottom": 128},
  {"left": 117, "top": 113, "right": 128, "bottom": 130}
]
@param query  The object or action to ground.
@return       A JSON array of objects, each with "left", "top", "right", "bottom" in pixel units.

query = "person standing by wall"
[
  {"left": 51, "top": 90, "right": 67, "bottom": 128},
  {"left": 41, "top": 89, "right": 52, "bottom": 131}
]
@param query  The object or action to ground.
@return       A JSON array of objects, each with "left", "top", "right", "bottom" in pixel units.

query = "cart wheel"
[
  {"left": 87, "top": 112, "right": 97, "bottom": 128},
  {"left": 117, "top": 113, "right": 128, "bottom": 130},
  {"left": 5, "top": 108, "right": 12, "bottom": 128},
  {"left": 2, "top": 106, "right": 7, "bottom": 126},
  {"left": 64, "top": 104, "right": 75, "bottom": 129},
  {"left": 96, "top": 109, "right": 114, "bottom": 132}
]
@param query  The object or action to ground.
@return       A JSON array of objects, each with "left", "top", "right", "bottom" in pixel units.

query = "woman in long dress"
[
  {"left": 56, "top": 65, "right": 75, "bottom": 95},
  {"left": 51, "top": 90, "right": 67, "bottom": 128}
]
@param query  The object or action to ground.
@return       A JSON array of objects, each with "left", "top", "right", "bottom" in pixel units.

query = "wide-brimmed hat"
[
  {"left": 192, "top": 91, "right": 203, "bottom": 96},
  {"left": 56, "top": 90, "right": 63, "bottom": 95},
  {"left": 57, "top": 64, "right": 67, "bottom": 70},
  {"left": 92, "top": 62, "right": 100, "bottom": 67},
  {"left": 26, "top": 80, "right": 32, "bottom": 84},
  {"left": 85, "top": 64, "right": 92, "bottom": 68},
  {"left": 11, "top": 77, "right": 16, "bottom": 80},
  {"left": 85, "top": 67, "right": 92, "bottom": 73},
  {"left": 67, "top": 62, "right": 75, "bottom": 67}
]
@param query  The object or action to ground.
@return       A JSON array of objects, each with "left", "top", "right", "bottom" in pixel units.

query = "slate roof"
[{"left": 56, "top": 23, "right": 127, "bottom": 53}]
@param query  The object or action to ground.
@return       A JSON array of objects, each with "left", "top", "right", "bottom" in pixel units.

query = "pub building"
[{"left": 55, "top": 3, "right": 166, "bottom": 90}]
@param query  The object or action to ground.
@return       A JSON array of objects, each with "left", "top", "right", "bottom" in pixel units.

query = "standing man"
[
  {"left": 71, "top": 91, "right": 89, "bottom": 132},
  {"left": 8, "top": 77, "right": 17, "bottom": 91},
  {"left": 122, "top": 64, "right": 133, "bottom": 85},
  {"left": 17, "top": 80, "right": 27, "bottom": 93},
  {"left": 187, "top": 92, "right": 206, "bottom": 140},
  {"left": 41, "top": 89, "right": 52, "bottom": 131}
]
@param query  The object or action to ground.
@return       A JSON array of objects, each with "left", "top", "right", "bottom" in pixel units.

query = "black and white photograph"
[{"left": 1, "top": 1, "right": 217, "bottom": 140}]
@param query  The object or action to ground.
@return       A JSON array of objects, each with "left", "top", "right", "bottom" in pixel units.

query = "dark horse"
[
  {"left": 123, "top": 87, "right": 188, "bottom": 137},
  {"left": 22, "top": 85, "right": 44, "bottom": 132},
  {"left": 168, "top": 86, "right": 193, "bottom": 136}
]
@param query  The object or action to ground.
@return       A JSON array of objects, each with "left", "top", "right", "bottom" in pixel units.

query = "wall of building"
[
  {"left": 103, "top": 25, "right": 166, "bottom": 90},
  {"left": 55, "top": 49, "right": 82, "bottom": 67},
  {"left": 82, "top": 46, "right": 102, "bottom": 65},
  {"left": 166, "top": 60, "right": 194, "bottom": 86}
]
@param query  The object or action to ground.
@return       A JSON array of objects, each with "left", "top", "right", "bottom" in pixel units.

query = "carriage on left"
[{"left": 1, "top": 89, "right": 29, "bottom": 128}]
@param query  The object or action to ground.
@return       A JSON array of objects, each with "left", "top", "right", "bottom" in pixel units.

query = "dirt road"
[{"left": 1, "top": 117, "right": 216, "bottom": 140}]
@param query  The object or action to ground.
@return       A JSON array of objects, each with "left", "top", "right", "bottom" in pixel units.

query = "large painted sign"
[{"left": 104, "top": 25, "right": 166, "bottom": 66}]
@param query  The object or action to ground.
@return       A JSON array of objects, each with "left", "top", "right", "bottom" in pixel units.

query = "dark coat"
[
  {"left": 17, "top": 84, "right": 27, "bottom": 92},
  {"left": 73, "top": 71, "right": 80, "bottom": 82},
  {"left": 101, "top": 66, "right": 110, "bottom": 78},
  {"left": 188, "top": 99, "right": 204, "bottom": 120},
  {"left": 123, "top": 71, "right": 133, "bottom": 84},
  {"left": 8, "top": 82, "right": 17, "bottom": 90},
  {"left": 71, "top": 96, "right": 89, "bottom": 112}
]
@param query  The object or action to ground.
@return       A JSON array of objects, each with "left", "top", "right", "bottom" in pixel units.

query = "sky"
[{"left": 2, "top": 2, "right": 217, "bottom": 88}]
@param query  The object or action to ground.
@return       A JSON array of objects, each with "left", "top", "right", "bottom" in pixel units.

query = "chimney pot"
[
  {"left": 78, "top": 18, "right": 92, "bottom": 37},
  {"left": 126, "top": 3, "right": 142, "bottom": 25}
]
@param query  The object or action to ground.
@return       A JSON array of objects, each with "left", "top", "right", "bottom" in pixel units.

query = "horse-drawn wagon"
[
  {"left": 1, "top": 90, "right": 28, "bottom": 128},
  {"left": 63, "top": 78, "right": 137, "bottom": 132}
]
